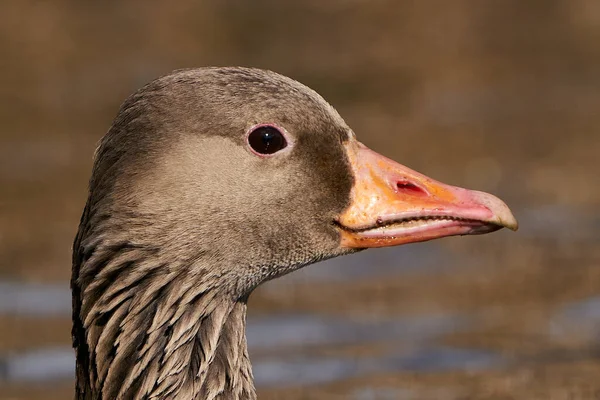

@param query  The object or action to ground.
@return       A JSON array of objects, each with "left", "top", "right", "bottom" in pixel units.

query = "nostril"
[{"left": 396, "top": 181, "right": 427, "bottom": 196}]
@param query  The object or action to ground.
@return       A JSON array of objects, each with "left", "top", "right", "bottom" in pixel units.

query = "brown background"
[{"left": 1, "top": 1, "right": 599, "bottom": 399}]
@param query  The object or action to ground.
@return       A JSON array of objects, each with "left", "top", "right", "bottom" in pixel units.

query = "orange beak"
[{"left": 337, "top": 142, "right": 518, "bottom": 249}]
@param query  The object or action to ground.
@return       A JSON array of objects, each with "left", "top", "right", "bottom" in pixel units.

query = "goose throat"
[{"left": 72, "top": 239, "right": 256, "bottom": 399}]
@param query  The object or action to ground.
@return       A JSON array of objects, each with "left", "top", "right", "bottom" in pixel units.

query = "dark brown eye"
[{"left": 247, "top": 126, "right": 287, "bottom": 155}]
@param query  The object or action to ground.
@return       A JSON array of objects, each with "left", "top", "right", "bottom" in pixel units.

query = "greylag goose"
[{"left": 71, "top": 67, "right": 517, "bottom": 400}]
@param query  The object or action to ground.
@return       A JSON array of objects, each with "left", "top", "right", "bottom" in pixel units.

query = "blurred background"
[{"left": 1, "top": 1, "right": 599, "bottom": 399}]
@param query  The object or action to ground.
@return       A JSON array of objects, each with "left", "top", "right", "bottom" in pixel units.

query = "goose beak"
[{"left": 337, "top": 142, "right": 518, "bottom": 249}]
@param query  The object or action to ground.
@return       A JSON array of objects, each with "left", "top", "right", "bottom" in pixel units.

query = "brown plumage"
[{"left": 72, "top": 67, "right": 517, "bottom": 399}]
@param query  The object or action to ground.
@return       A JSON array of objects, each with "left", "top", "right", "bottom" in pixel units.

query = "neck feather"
[{"left": 72, "top": 235, "right": 256, "bottom": 400}]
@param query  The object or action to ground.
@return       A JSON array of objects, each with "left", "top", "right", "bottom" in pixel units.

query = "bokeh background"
[{"left": 1, "top": 1, "right": 599, "bottom": 399}]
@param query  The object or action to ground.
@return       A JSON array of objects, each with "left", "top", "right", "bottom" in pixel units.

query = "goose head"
[{"left": 72, "top": 67, "right": 517, "bottom": 399}]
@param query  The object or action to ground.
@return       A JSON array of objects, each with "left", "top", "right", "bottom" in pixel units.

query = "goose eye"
[{"left": 247, "top": 126, "right": 287, "bottom": 155}]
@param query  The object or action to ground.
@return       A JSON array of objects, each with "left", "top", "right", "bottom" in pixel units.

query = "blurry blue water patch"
[
  {"left": 549, "top": 296, "right": 600, "bottom": 340},
  {"left": 353, "top": 384, "right": 471, "bottom": 400},
  {"left": 247, "top": 313, "right": 470, "bottom": 350},
  {"left": 393, "top": 347, "right": 503, "bottom": 372},
  {"left": 352, "top": 387, "right": 415, "bottom": 400},
  {"left": 0, "top": 346, "right": 74, "bottom": 383},
  {"left": 253, "top": 347, "right": 503, "bottom": 387},
  {"left": 0, "top": 281, "right": 71, "bottom": 316},
  {"left": 352, "top": 386, "right": 467, "bottom": 400},
  {"left": 561, "top": 296, "right": 600, "bottom": 320},
  {"left": 254, "top": 356, "right": 363, "bottom": 387}
]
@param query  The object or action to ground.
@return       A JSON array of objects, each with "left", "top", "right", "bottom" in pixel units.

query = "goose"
[{"left": 71, "top": 67, "right": 517, "bottom": 400}]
